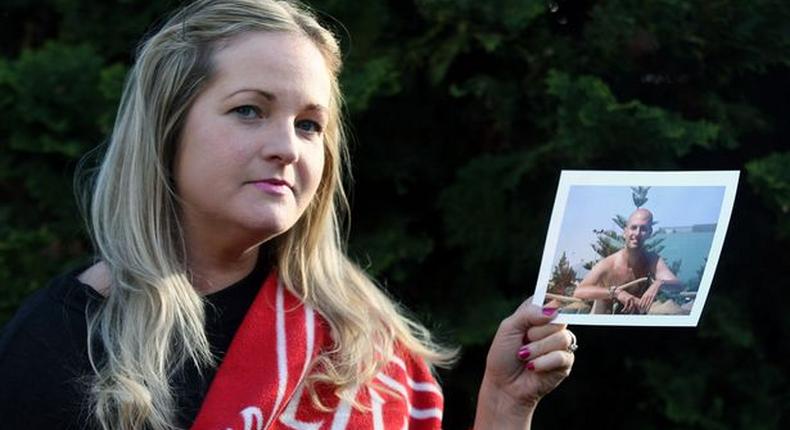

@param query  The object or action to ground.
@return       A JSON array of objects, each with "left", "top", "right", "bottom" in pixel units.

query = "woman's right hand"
[{"left": 473, "top": 298, "right": 575, "bottom": 429}]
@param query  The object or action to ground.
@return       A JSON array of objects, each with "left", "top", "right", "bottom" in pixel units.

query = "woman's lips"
[{"left": 250, "top": 179, "right": 292, "bottom": 196}]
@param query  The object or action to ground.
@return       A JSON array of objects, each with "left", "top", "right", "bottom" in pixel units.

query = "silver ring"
[{"left": 567, "top": 330, "right": 578, "bottom": 353}]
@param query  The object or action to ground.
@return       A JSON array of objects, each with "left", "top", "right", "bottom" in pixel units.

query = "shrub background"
[{"left": 2, "top": 0, "right": 788, "bottom": 428}]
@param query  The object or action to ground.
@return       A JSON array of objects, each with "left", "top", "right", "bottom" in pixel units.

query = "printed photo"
[{"left": 532, "top": 171, "right": 739, "bottom": 326}]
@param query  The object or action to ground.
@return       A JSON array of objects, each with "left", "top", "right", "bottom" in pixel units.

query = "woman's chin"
[{"left": 239, "top": 217, "right": 299, "bottom": 243}]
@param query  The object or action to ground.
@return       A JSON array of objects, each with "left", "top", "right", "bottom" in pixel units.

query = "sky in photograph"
[{"left": 553, "top": 185, "right": 725, "bottom": 268}]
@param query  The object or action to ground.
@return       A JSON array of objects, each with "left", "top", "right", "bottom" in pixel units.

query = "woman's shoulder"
[
  {"left": 0, "top": 265, "right": 100, "bottom": 427},
  {"left": 0, "top": 263, "right": 99, "bottom": 359},
  {"left": 76, "top": 261, "right": 110, "bottom": 297}
]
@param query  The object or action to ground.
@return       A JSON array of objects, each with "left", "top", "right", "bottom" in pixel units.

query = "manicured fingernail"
[
  {"left": 526, "top": 362, "right": 535, "bottom": 371},
  {"left": 542, "top": 307, "right": 558, "bottom": 316},
  {"left": 517, "top": 345, "right": 531, "bottom": 360}
]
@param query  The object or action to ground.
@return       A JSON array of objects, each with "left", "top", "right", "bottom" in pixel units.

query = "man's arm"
[
  {"left": 574, "top": 257, "right": 640, "bottom": 313},
  {"left": 637, "top": 257, "right": 684, "bottom": 312},
  {"left": 572, "top": 260, "right": 611, "bottom": 300}
]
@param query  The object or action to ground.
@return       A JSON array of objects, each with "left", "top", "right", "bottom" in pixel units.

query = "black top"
[{"left": 0, "top": 262, "right": 270, "bottom": 429}]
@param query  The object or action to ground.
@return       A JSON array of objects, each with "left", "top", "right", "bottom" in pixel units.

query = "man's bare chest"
[{"left": 604, "top": 261, "right": 652, "bottom": 287}]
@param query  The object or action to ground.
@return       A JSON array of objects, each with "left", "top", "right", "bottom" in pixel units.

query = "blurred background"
[{"left": 1, "top": 0, "right": 788, "bottom": 428}]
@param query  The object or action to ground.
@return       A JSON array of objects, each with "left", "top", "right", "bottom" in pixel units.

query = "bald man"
[{"left": 573, "top": 208, "right": 682, "bottom": 314}]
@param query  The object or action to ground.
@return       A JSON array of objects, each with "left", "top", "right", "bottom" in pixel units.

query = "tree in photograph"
[
  {"left": 632, "top": 186, "right": 650, "bottom": 208},
  {"left": 548, "top": 252, "right": 577, "bottom": 295}
]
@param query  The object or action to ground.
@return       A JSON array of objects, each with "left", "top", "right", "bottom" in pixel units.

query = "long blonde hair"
[{"left": 83, "top": 1, "right": 455, "bottom": 429}]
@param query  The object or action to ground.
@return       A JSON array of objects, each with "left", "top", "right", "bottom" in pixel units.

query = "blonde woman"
[{"left": 0, "top": 1, "right": 576, "bottom": 429}]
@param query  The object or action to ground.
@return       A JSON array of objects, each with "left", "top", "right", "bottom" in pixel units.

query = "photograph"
[{"left": 532, "top": 171, "right": 739, "bottom": 326}]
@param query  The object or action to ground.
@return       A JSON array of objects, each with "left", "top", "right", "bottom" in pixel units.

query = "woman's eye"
[
  {"left": 295, "top": 119, "right": 323, "bottom": 134},
  {"left": 233, "top": 105, "right": 260, "bottom": 119}
]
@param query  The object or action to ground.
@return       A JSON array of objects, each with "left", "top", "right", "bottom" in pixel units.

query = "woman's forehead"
[{"left": 209, "top": 31, "right": 332, "bottom": 106}]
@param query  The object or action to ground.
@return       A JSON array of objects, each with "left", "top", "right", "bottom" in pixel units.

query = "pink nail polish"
[
  {"left": 526, "top": 362, "right": 535, "bottom": 371},
  {"left": 542, "top": 307, "right": 558, "bottom": 316},
  {"left": 517, "top": 346, "right": 531, "bottom": 360}
]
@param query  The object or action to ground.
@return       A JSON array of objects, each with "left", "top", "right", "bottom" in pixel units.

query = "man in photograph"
[{"left": 573, "top": 208, "right": 683, "bottom": 314}]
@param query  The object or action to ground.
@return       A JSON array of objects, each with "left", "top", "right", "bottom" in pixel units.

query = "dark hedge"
[{"left": 1, "top": 0, "right": 788, "bottom": 428}]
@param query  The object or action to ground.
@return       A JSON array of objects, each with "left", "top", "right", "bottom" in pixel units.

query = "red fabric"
[{"left": 191, "top": 271, "right": 443, "bottom": 430}]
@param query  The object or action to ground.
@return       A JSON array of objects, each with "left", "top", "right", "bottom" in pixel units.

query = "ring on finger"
[{"left": 567, "top": 330, "right": 578, "bottom": 353}]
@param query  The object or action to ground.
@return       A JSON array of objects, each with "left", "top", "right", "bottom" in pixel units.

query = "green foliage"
[
  {"left": 584, "top": 228, "right": 622, "bottom": 270},
  {"left": 747, "top": 151, "right": 790, "bottom": 236},
  {"left": 415, "top": 0, "right": 545, "bottom": 33},
  {"left": 348, "top": 216, "right": 433, "bottom": 283},
  {"left": 0, "top": 41, "right": 118, "bottom": 322},
  {"left": 632, "top": 186, "right": 650, "bottom": 208},
  {"left": 547, "top": 70, "right": 720, "bottom": 166},
  {"left": 667, "top": 259, "right": 682, "bottom": 277},
  {"left": 548, "top": 252, "right": 576, "bottom": 295},
  {"left": 342, "top": 56, "right": 402, "bottom": 113},
  {"left": 637, "top": 294, "right": 787, "bottom": 430},
  {"left": 3, "top": 0, "right": 790, "bottom": 428},
  {"left": 53, "top": 0, "right": 177, "bottom": 59},
  {"left": 686, "top": 259, "right": 706, "bottom": 292},
  {"left": 6, "top": 42, "right": 106, "bottom": 157},
  {"left": 612, "top": 214, "right": 627, "bottom": 229},
  {"left": 97, "top": 63, "right": 128, "bottom": 132}
]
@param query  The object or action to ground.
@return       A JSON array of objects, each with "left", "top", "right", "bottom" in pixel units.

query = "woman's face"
[{"left": 174, "top": 31, "right": 331, "bottom": 245}]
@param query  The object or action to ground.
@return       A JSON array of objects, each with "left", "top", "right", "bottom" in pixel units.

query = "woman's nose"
[{"left": 260, "top": 119, "right": 299, "bottom": 164}]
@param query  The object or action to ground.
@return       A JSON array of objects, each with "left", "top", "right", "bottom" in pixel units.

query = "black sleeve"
[{"left": 0, "top": 281, "right": 98, "bottom": 429}]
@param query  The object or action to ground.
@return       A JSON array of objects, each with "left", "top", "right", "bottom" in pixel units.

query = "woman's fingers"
[
  {"left": 525, "top": 322, "right": 566, "bottom": 343},
  {"left": 525, "top": 349, "right": 575, "bottom": 373},
  {"left": 478, "top": 297, "right": 577, "bottom": 420},
  {"left": 500, "top": 297, "right": 558, "bottom": 336},
  {"left": 518, "top": 329, "right": 574, "bottom": 362}
]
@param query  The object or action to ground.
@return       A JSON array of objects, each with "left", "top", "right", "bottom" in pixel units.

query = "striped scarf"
[{"left": 191, "top": 271, "right": 443, "bottom": 430}]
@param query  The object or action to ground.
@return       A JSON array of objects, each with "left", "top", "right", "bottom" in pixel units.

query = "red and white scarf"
[{"left": 191, "top": 271, "right": 443, "bottom": 430}]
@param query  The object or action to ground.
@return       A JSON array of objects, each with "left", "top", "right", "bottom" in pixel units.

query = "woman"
[{"left": 0, "top": 1, "right": 575, "bottom": 429}]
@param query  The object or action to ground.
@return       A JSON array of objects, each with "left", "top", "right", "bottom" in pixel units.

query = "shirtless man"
[{"left": 573, "top": 208, "right": 682, "bottom": 314}]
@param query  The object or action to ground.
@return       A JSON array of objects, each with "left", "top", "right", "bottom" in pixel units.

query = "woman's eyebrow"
[
  {"left": 305, "top": 104, "right": 328, "bottom": 115},
  {"left": 224, "top": 90, "right": 327, "bottom": 113},
  {"left": 224, "top": 88, "right": 275, "bottom": 101}
]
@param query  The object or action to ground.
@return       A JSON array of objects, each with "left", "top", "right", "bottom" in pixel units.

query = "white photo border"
[{"left": 532, "top": 170, "right": 740, "bottom": 326}]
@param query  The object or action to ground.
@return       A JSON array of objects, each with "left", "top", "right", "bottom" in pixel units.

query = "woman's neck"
[
  {"left": 186, "top": 248, "right": 260, "bottom": 295},
  {"left": 181, "top": 220, "right": 266, "bottom": 295}
]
